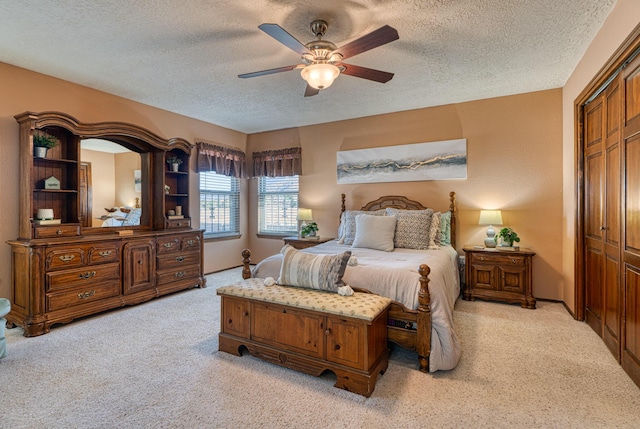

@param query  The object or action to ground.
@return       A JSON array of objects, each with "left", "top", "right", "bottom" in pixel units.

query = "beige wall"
[
  {"left": 0, "top": 62, "right": 248, "bottom": 299},
  {"left": 562, "top": 0, "right": 640, "bottom": 314},
  {"left": 247, "top": 89, "right": 564, "bottom": 301}
]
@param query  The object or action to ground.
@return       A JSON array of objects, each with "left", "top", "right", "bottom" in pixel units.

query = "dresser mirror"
[{"left": 80, "top": 138, "right": 146, "bottom": 230}]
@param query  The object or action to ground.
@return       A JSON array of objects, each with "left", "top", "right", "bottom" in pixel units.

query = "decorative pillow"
[
  {"left": 278, "top": 245, "right": 351, "bottom": 292},
  {"left": 338, "top": 209, "right": 386, "bottom": 245},
  {"left": 385, "top": 208, "right": 434, "bottom": 250},
  {"left": 428, "top": 212, "right": 441, "bottom": 249},
  {"left": 352, "top": 214, "right": 397, "bottom": 252},
  {"left": 439, "top": 211, "right": 452, "bottom": 245}
]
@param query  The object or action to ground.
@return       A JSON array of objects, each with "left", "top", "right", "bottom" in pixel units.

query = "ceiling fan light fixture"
[{"left": 301, "top": 63, "right": 340, "bottom": 90}]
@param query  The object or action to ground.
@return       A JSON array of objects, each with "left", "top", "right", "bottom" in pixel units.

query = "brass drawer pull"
[
  {"left": 78, "top": 271, "right": 96, "bottom": 280},
  {"left": 175, "top": 271, "right": 185, "bottom": 278},
  {"left": 480, "top": 256, "right": 485, "bottom": 261},
  {"left": 98, "top": 250, "right": 112, "bottom": 257},
  {"left": 163, "top": 242, "right": 175, "bottom": 249},
  {"left": 512, "top": 258, "right": 518, "bottom": 264},
  {"left": 56, "top": 230, "right": 62, "bottom": 235},
  {"left": 186, "top": 240, "right": 195, "bottom": 246},
  {"left": 59, "top": 255, "right": 75, "bottom": 262},
  {"left": 78, "top": 290, "right": 95, "bottom": 299},
  {"left": 175, "top": 256, "right": 185, "bottom": 262},
  {"left": 176, "top": 222, "right": 183, "bottom": 226}
]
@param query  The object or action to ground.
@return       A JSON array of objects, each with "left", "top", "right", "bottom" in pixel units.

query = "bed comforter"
[{"left": 252, "top": 241, "right": 461, "bottom": 372}]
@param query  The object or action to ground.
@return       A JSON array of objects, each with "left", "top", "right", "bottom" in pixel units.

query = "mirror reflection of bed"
[{"left": 80, "top": 138, "right": 142, "bottom": 227}]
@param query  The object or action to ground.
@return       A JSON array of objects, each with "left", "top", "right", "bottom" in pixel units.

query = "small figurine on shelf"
[
  {"left": 164, "top": 185, "right": 170, "bottom": 194},
  {"left": 166, "top": 156, "right": 183, "bottom": 172}
]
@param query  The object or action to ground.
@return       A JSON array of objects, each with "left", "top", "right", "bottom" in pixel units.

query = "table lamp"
[
  {"left": 297, "top": 208, "right": 313, "bottom": 237},
  {"left": 479, "top": 210, "right": 503, "bottom": 248}
]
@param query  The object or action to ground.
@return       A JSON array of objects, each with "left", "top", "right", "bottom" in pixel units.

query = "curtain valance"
[
  {"left": 252, "top": 147, "right": 302, "bottom": 177},
  {"left": 196, "top": 142, "right": 247, "bottom": 178}
]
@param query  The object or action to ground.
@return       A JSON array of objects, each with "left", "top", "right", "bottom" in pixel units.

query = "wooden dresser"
[
  {"left": 6, "top": 111, "right": 205, "bottom": 336},
  {"left": 8, "top": 230, "right": 204, "bottom": 336}
]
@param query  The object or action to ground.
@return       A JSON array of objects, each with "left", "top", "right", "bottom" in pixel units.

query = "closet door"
[
  {"left": 622, "top": 54, "right": 640, "bottom": 383},
  {"left": 583, "top": 74, "right": 622, "bottom": 360},
  {"left": 584, "top": 95, "right": 605, "bottom": 335}
]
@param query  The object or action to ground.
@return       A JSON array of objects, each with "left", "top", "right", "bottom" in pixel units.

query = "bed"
[
  {"left": 241, "top": 192, "right": 461, "bottom": 373},
  {"left": 100, "top": 207, "right": 142, "bottom": 227}
]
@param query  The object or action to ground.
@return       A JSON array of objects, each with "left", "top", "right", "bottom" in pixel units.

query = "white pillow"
[
  {"left": 352, "top": 214, "right": 397, "bottom": 252},
  {"left": 338, "top": 209, "right": 386, "bottom": 245}
]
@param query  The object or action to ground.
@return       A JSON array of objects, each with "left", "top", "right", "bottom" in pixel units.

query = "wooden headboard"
[{"left": 340, "top": 192, "right": 457, "bottom": 248}]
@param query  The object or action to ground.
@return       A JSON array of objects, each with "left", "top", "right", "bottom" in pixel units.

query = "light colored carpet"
[{"left": 2, "top": 268, "right": 639, "bottom": 429}]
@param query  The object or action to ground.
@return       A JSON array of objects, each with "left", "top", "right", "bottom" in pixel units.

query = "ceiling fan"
[{"left": 238, "top": 20, "right": 399, "bottom": 97}]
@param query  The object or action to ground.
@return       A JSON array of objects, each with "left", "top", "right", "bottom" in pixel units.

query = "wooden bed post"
[
  {"left": 241, "top": 249, "right": 252, "bottom": 279},
  {"left": 449, "top": 191, "right": 457, "bottom": 248},
  {"left": 417, "top": 264, "right": 431, "bottom": 373}
]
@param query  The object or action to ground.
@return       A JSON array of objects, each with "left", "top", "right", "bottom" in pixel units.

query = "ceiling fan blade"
[
  {"left": 304, "top": 84, "right": 319, "bottom": 97},
  {"left": 238, "top": 65, "right": 299, "bottom": 79},
  {"left": 340, "top": 64, "right": 394, "bottom": 83},
  {"left": 334, "top": 25, "right": 399, "bottom": 60},
  {"left": 258, "top": 23, "right": 312, "bottom": 56}
]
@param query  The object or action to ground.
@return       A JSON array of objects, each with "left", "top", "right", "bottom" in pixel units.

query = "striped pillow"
[{"left": 278, "top": 245, "right": 351, "bottom": 292}]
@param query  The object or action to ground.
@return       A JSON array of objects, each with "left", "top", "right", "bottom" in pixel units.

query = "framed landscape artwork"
[{"left": 336, "top": 139, "right": 467, "bottom": 184}]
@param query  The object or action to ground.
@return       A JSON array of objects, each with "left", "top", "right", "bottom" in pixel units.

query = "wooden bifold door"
[{"left": 579, "top": 33, "right": 640, "bottom": 388}]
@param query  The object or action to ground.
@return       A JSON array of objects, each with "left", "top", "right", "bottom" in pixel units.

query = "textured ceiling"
[{"left": 0, "top": 0, "right": 616, "bottom": 134}]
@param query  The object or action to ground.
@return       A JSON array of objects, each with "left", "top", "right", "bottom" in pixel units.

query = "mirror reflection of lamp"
[
  {"left": 297, "top": 208, "right": 313, "bottom": 238},
  {"left": 478, "top": 210, "right": 503, "bottom": 248}
]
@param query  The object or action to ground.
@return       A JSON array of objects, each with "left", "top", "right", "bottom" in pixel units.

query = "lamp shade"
[
  {"left": 478, "top": 210, "right": 503, "bottom": 226},
  {"left": 297, "top": 208, "right": 313, "bottom": 221},
  {"left": 300, "top": 64, "right": 340, "bottom": 90}
]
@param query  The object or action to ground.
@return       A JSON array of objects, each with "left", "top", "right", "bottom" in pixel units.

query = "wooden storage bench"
[{"left": 217, "top": 279, "right": 391, "bottom": 397}]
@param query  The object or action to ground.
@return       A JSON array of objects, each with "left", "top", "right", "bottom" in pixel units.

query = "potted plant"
[
  {"left": 33, "top": 133, "right": 58, "bottom": 158},
  {"left": 496, "top": 227, "right": 520, "bottom": 247},
  {"left": 301, "top": 221, "right": 319, "bottom": 238},
  {"left": 166, "top": 156, "right": 183, "bottom": 172}
]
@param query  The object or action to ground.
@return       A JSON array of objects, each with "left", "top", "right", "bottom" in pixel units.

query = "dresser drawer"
[
  {"left": 46, "top": 281, "right": 120, "bottom": 312},
  {"left": 156, "top": 236, "right": 180, "bottom": 254},
  {"left": 47, "top": 263, "right": 120, "bottom": 292},
  {"left": 470, "top": 253, "right": 525, "bottom": 267},
  {"left": 88, "top": 243, "right": 120, "bottom": 264},
  {"left": 181, "top": 234, "right": 201, "bottom": 251},
  {"left": 34, "top": 224, "right": 81, "bottom": 239},
  {"left": 46, "top": 247, "right": 86, "bottom": 270},
  {"left": 166, "top": 218, "right": 191, "bottom": 229},
  {"left": 156, "top": 264, "right": 200, "bottom": 286},
  {"left": 45, "top": 242, "right": 120, "bottom": 270},
  {"left": 157, "top": 252, "right": 200, "bottom": 270}
]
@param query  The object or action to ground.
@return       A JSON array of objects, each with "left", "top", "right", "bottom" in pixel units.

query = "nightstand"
[
  {"left": 462, "top": 246, "right": 536, "bottom": 309},
  {"left": 283, "top": 236, "right": 334, "bottom": 250}
]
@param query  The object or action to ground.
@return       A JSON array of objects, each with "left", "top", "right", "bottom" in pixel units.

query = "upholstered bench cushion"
[{"left": 217, "top": 278, "right": 391, "bottom": 322}]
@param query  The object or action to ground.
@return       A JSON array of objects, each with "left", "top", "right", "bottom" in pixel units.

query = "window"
[
  {"left": 258, "top": 176, "right": 299, "bottom": 235},
  {"left": 200, "top": 172, "right": 240, "bottom": 238}
]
